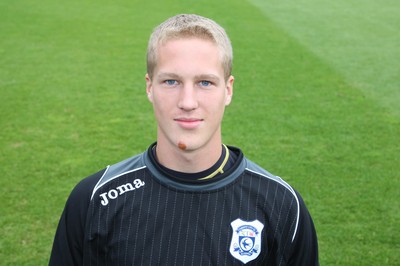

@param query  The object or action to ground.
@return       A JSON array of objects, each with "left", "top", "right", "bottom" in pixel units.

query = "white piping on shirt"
[
  {"left": 245, "top": 168, "right": 300, "bottom": 242},
  {"left": 90, "top": 165, "right": 147, "bottom": 200}
]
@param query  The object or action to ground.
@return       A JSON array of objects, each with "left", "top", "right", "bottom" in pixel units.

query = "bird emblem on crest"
[{"left": 229, "top": 218, "right": 264, "bottom": 264}]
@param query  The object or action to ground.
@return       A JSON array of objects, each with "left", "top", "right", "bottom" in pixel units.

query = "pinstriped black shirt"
[{"left": 50, "top": 144, "right": 318, "bottom": 265}]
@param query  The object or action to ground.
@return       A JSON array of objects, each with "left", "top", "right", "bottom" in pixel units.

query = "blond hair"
[{"left": 146, "top": 14, "right": 233, "bottom": 80}]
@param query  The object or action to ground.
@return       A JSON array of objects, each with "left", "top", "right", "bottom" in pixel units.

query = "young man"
[{"left": 50, "top": 14, "right": 319, "bottom": 265}]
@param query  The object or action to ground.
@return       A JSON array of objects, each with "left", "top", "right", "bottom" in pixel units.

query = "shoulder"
[
  {"left": 90, "top": 153, "right": 146, "bottom": 199},
  {"left": 67, "top": 152, "right": 146, "bottom": 205},
  {"left": 66, "top": 169, "right": 106, "bottom": 209},
  {"left": 244, "top": 158, "right": 298, "bottom": 199},
  {"left": 243, "top": 158, "right": 319, "bottom": 263},
  {"left": 243, "top": 158, "right": 302, "bottom": 241}
]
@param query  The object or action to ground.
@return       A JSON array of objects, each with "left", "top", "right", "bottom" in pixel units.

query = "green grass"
[
  {"left": 1, "top": 0, "right": 399, "bottom": 265},
  {"left": 249, "top": 0, "right": 400, "bottom": 117}
]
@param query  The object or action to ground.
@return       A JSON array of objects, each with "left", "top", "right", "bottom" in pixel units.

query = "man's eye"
[
  {"left": 164, "top": 80, "right": 177, "bottom": 86},
  {"left": 199, "top": 80, "right": 211, "bottom": 87}
]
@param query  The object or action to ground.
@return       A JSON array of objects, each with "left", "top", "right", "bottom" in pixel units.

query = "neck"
[{"left": 155, "top": 138, "right": 223, "bottom": 173}]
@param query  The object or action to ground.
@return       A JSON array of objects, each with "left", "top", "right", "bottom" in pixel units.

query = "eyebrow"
[
  {"left": 156, "top": 72, "right": 181, "bottom": 80},
  {"left": 156, "top": 72, "right": 221, "bottom": 82},
  {"left": 194, "top": 74, "right": 221, "bottom": 82}
]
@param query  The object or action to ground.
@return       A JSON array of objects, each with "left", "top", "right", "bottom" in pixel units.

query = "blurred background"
[{"left": 1, "top": 0, "right": 399, "bottom": 264}]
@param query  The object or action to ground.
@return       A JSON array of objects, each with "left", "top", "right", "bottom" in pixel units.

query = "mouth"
[{"left": 174, "top": 118, "right": 203, "bottom": 129}]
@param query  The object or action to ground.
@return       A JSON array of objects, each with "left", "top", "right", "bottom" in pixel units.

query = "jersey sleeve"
[
  {"left": 287, "top": 191, "right": 319, "bottom": 265},
  {"left": 49, "top": 169, "right": 105, "bottom": 266}
]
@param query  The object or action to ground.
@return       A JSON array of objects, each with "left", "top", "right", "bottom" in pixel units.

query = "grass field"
[{"left": 1, "top": 0, "right": 399, "bottom": 265}]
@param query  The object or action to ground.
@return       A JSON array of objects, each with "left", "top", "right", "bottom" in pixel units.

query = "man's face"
[{"left": 146, "top": 37, "right": 234, "bottom": 153}]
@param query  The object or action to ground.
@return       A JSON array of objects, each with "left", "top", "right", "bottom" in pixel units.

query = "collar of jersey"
[
  {"left": 145, "top": 143, "right": 245, "bottom": 192},
  {"left": 153, "top": 144, "right": 230, "bottom": 181}
]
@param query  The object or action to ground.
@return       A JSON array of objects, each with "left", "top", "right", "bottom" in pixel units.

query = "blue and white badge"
[{"left": 229, "top": 218, "right": 264, "bottom": 264}]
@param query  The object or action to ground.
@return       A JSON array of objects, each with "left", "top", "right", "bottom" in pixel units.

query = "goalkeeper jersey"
[{"left": 49, "top": 143, "right": 319, "bottom": 265}]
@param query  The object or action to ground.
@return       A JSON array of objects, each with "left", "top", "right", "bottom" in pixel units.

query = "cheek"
[
  {"left": 207, "top": 98, "right": 227, "bottom": 118},
  {"left": 152, "top": 93, "right": 172, "bottom": 114}
]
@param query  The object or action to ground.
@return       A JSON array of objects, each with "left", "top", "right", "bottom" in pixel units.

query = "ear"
[
  {"left": 225, "top": 75, "right": 234, "bottom": 106},
  {"left": 145, "top": 73, "right": 153, "bottom": 103}
]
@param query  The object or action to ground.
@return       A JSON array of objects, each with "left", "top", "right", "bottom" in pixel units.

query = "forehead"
[
  {"left": 160, "top": 36, "right": 216, "bottom": 49},
  {"left": 157, "top": 37, "right": 223, "bottom": 65},
  {"left": 159, "top": 36, "right": 218, "bottom": 52},
  {"left": 154, "top": 38, "right": 224, "bottom": 78}
]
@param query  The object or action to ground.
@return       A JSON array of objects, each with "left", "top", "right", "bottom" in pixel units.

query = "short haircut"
[{"left": 146, "top": 14, "right": 233, "bottom": 81}]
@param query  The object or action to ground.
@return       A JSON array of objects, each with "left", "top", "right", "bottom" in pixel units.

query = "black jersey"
[{"left": 50, "top": 144, "right": 318, "bottom": 265}]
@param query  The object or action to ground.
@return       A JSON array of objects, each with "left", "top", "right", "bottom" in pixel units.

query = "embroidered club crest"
[{"left": 230, "top": 218, "right": 264, "bottom": 264}]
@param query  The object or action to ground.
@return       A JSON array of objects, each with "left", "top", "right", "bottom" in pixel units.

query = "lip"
[{"left": 174, "top": 118, "right": 203, "bottom": 129}]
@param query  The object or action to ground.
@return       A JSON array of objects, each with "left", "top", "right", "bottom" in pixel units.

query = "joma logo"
[{"left": 99, "top": 179, "right": 145, "bottom": 206}]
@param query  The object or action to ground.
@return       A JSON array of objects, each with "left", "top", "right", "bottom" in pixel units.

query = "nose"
[{"left": 177, "top": 84, "right": 199, "bottom": 111}]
